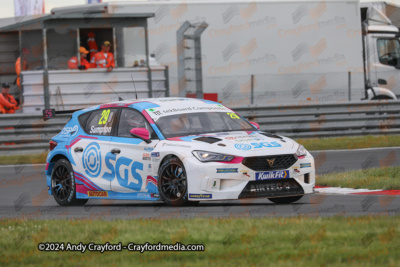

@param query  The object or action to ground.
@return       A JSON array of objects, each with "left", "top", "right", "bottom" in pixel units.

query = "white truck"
[{"left": 53, "top": 1, "right": 400, "bottom": 106}]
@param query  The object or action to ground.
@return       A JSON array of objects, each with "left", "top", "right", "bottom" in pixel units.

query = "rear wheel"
[
  {"left": 51, "top": 159, "right": 88, "bottom": 206},
  {"left": 268, "top": 195, "right": 303, "bottom": 204},
  {"left": 158, "top": 157, "right": 189, "bottom": 206}
]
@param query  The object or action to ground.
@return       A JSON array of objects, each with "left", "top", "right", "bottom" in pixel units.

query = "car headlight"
[
  {"left": 296, "top": 144, "right": 307, "bottom": 157},
  {"left": 192, "top": 151, "right": 235, "bottom": 162}
]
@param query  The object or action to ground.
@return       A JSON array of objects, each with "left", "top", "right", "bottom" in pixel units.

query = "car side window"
[
  {"left": 84, "top": 109, "right": 117, "bottom": 136},
  {"left": 118, "top": 109, "right": 156, "bottom": 138}
]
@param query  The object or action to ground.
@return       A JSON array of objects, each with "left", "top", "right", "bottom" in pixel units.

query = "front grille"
[
  {"left": 242, "top": 154, "right": 297, "bottom": 171},
  {"left": 238, "top": 178, "right": 304, "bottom": 199}
]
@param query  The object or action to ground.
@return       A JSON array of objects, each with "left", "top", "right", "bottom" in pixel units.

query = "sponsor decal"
[
  {"left": 158, "top": 98, "right": 190, "bottom": 102},
  {"left": 90, "top": 126, "right": 112, "bottom": 134},
  {"left": 235, "top": 141, "right": 281, "bottom": 150},
  {"left": 151, "top": 152, "right": 160, "bottom": 157},
  {"left": 152, "top": 158, "right": 160, "bottom": 163},
  {"left": 151, "top": 193, "right": 160, "bottom": 198},
  {"left": 143, "top": 153, "right": 151, "bottom": 161},
  {"left": 88, "top": 191, "right": 108, "bottom": 197},
  {"left": 137, "top": 193, "right": 150, "bottom": 197},
  {"left": 82, "top": 142, "right": 102, "bottom": 178},
  {"left": 60, "top": 125, "right": 78, "bottom": 136},
  {"left": 235, "top": 138, "right": 262, "bottom": 142},
  {"left": 250, "top": 181, "right": 297, "bottom": 192},
  {"left": 189, "top": 194, "right": 212, "bottom": 199},
  {"left": 217, "top": 168, "right": 238, "bottom": 173},
  {"left": 240, "top": 170, "right": 251, "bottom": 177},
  {"left": 234, "top": 144, "right": 252, "bottom": 150},
  {"left": 102, "top": 153, "right": 144, "bottom": 191},
  {"left": 162, "top": 143, "right": 192, "bottom": 148},
  {"left": 144, "top": 147, "right": 154, "bottom": 152},
  {"left": 255, "top": 170, "right": 289, "bottom": 180},
  {"left": 300, "top": 163, "right": 311, "bottom": 168}
]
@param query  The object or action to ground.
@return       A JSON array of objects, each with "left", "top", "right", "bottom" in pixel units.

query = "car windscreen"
[{"left": 155, "top": 111, "right": 254, "bottom": 138}]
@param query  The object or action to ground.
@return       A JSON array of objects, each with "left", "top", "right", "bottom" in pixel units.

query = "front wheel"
[
  {"left": 268, "top": 195, "right": 303, "bottom": 204},
  {"left": 51, "top": 159, "right": 88, "bottom": 206},
  {"left": 158, "top": 157, "right": 189, "bottom": 206}
]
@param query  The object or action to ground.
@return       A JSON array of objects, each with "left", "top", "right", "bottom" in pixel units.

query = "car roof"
[
  {"left": 112, "top": 97, "right": 217, "bottom": 106},
  {"left": 75, "top": 97, "right": 229, "bottom": 117}
]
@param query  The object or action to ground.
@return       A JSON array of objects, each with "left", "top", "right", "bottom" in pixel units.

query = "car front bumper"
[{"left": 183, "top": 154, "right": 315, "bottom": 201}]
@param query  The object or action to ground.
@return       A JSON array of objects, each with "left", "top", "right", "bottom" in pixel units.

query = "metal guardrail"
[{"left": 0, "top": 100, "right": 399, "bottom": 156}]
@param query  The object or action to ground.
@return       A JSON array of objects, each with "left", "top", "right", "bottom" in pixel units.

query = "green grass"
[
  {"left": 1, "top": 216, "right": 399, "bottom": 266},
  {"left": 0, "top": 152, "right": 47, "bottom": 165},
  {"left": 317, "top": 167, "right": 400, "bottom": 190},
  {"left": 296, "top": 135, "right": 400, "bottom": 151}
]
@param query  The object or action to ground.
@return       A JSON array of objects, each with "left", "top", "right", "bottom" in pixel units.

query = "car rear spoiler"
[{"left": 42, "top": 108, "right": 81, "bottom": 121}]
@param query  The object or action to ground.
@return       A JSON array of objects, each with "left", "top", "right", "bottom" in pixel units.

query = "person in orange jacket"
[
  {"left": 87, "top": 31, "right": 98, "bottom": 61},
  {"left": 0, "top": 83, "right": 19, "bottom": 114},
  {"left": 91, "top": 41, "right": 115, "bottom": 72},
  {"left": 15, "top": 48, "right": 29, "bottom": 89},
  {"left": 68, "top": 47, "right": 91, "bottom": 70}
]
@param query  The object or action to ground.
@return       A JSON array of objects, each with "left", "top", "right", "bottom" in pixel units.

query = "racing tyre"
[
  {"left": 51, "top": 159, "right": 88, "bottom": 206},
  {"left": 158, "top": 157, "right": 189, "bottom": 206},
  {"left": 268, "top": 195, "right": 303, "bottom": 204}
]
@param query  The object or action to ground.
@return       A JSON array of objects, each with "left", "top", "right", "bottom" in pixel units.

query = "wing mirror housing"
[
  {"left": 250, "top": 121, "right": 260, "bottom": 130},
  {"left": 130, "top": 128, "right": 151, "bottom": 143}
]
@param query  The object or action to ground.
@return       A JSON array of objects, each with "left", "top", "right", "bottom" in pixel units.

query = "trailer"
[{"left": 99, "top": 0, "right": 400, "bottom": 106}]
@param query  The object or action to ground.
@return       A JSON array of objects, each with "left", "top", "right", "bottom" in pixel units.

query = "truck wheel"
[
  {"left": 268, "top": 195, "right": 303, "bottom": 204},
  {"left": 158, "top": 157, "right": 189, "bottom": 206},
  {"left": 51, "top": 159, "right": 88, "bottom": 206}
]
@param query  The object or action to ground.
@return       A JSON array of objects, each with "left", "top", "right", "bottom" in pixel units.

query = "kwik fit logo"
[{"left": 256, "top": 170, "right": 289, "bottom": 180}]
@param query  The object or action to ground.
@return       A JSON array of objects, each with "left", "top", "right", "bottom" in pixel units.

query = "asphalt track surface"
[{"left": 1, "top": 147, "right": 400, "bottom": 219}]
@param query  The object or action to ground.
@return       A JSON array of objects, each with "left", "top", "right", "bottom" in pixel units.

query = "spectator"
[
  {"left": 15, "top": 48, "right": 30, "bottom": 89},
  {"left": 68, "top": 47, "right": 91, "bottom": 70},
  {"left": 91, "top": 41, "right": 115, "bottom": 72},
  {"left": 87, "top": 31, "right": 98, "bottom": 61},
  {"left": 0, "top": 83, "right": 19, "bottom": 114}
]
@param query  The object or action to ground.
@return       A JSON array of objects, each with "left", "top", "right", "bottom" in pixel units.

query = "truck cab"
[{"left": 362, "top": 4, "right": 400, "bottom": 100}]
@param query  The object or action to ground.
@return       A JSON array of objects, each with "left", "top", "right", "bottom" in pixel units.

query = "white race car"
[{"left": 46, "top": 97, "right": 315, "bottom": 206}]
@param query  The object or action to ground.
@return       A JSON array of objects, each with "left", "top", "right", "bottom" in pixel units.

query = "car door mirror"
[
  {"left": 130, "top": 128, "right": 151, "bottom": 143},
  {"left": 250, "top": 121, "right": 260, "bottom": 130}
]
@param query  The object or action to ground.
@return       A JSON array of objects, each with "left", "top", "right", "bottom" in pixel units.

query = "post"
[
  {"left": 18, "top": 30, "right": 23, "bottom": 109},
  {"left": 112, "top": 27, "right": 117, "bottom": 68},
  {"left": 165, "top": 66, "right": 170, "bottom": 97},
  {"left": 77, "top": 28, "right": 80, "bottom": 63},
  {"left": 251, "top": 74, "right": 254, "bottom": 105},
  {"left": 144, "top": 23, "right": 153, "bottom": 98},
  {"left": 42, "top": 27, "right": 50, "bottom": 110},
  {"left": 348, "top": 71, "right": 351, "bottom": 101},
  {"left": 177, "top": 21, "right": 191, "bottom": 97}
]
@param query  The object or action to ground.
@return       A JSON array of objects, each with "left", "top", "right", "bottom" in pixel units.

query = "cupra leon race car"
[{"left": 45, "top": 98, "right": 315, "bottom": 206}]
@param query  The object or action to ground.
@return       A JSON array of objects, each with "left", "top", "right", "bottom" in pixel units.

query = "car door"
[
  {"left": 70, "top": 108, "right": 118, "bottom": 191},
  {"left": 108, "top": 108, "right": 160, "bottom": 193}
]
